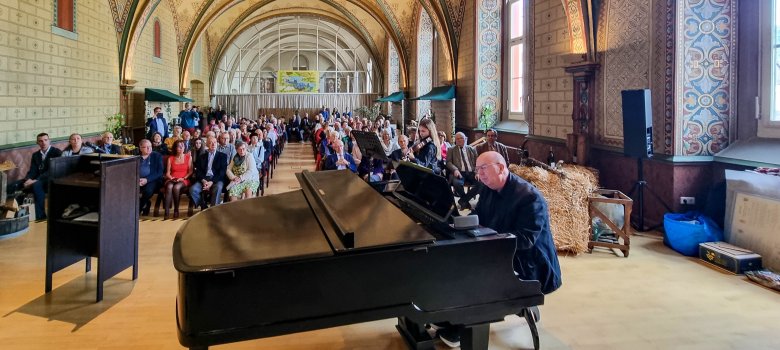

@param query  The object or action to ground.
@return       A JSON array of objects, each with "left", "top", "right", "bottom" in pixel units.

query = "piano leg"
[
  {"left": 396, "top": 317, "right": 435, "bottom": 350},
  {"left": 460, "top": 323, "right": 490, "bottom": 350},
  {"left": 519, "top": 307, "right": 541, "bottom": 350}
]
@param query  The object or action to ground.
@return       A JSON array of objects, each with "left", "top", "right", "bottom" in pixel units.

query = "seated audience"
[
  {"left": 476, "top": 128, "right": 510, "bottom": 163},
  {"left": 190, "top": 137, "right": 206, "bottom": 160},
  {"left": 163, "top": 140, "right": 193, "bottom": 219},
  {"left": 164, "top": 125, "right": 183, "bottom": 152},
  {"left": 380, "top": 128, "right": 399, "bottom": 157},
  {"left": 95, "top": 132, "right": 121, "bottom": 154},
  {"left": 6, "top": 133, "right": 61, "bottom": 220},
  {"left": 190, "top": 136, "right": 228, "bottom": 209},
  {"left": 323, "top": 139, "right": 357, "bottom": 172},
  {"left": 226, "top": 141, "right": 259, "bottom": 201},
  {"left": 62, "top": 133, "right": 95, "bottom": 156},
  {"left": 216, "top": 132, "right": 236, "bottom": 165},
  {"left": 150, "top": 132, "right": 168, "bottom": 155},
  {"left": 446, "top": 132, "right": 479, "bottom": 211},
  {"left": 137, "top": 139, "right": 163, "bottom": 215}
]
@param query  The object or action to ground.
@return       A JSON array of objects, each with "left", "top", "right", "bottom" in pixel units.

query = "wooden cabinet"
[{"left": 46, "top": 154, "right": 139, "bottom": 302}]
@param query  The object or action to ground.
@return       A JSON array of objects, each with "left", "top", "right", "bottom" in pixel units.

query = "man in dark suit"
[
  {"left": 475, "top": 128, "right": 510, "bottom": 164},
  {"left": 137, "top": 139, "right": 163, "bottom": 215},
  {"left": 322, "top": 139, "right": 357, "bottom": 172},
  {"left": 6, "top": 132, "right": 62, "bottom": 221},
  {"left": 146, "top": 107, "right": 169, "bottom": 139},
  {"left": 189, "top": 136, "right": 228, "bottom": 209},
  {"left": 94, "top": 132, "right": 121, "bottom": 154},
  {"left": 446, "top": 132, "right": 480, "bottom": 211}
]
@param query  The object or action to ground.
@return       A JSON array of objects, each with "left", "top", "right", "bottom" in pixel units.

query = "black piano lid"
[{"left": 173, "top": 171, "right": 435, "bottom": 273}]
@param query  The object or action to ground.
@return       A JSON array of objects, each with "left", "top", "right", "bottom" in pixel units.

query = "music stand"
[{"left": 352, "top": 130, "right": 389, "bottom": 162}]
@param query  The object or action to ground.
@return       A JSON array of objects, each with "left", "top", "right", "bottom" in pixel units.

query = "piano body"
[{"left": 173, "top": 170, "right": 544, "bottom": 349}]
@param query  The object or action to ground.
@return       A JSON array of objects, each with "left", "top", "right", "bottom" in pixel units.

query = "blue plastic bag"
[{"left": 663, "top": 211, "right": 724, "bottom": 256}]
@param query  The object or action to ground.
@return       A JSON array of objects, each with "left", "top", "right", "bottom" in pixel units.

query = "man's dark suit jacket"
[
  {"left": 142, "top": 151, "right": 164, "bottom": 185},
  {"left": 95, "top": 142, "right": 121, "bottom": 154},
  {"left": 26, "top": 147, "right": 62, "bottom": 183},
  {"left": 146, "top": 116, "right": 169, "bottom": 139},
  {"left": 323, "top": 153, "right": 357, "bottom": 172},
  {"left": 193, "top": 151, "right": 228, "bottom": 184}
]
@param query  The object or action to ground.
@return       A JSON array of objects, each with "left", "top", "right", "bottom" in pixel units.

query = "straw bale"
[{"left": 510, "top": 163, "right": 599, "bottom": 254}]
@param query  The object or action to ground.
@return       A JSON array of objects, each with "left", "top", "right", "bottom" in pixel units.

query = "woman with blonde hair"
[{"left": 414, "top": 117, "right": 441, "bottom": 174}]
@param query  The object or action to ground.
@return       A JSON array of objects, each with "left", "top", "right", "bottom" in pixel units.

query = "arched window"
[
  {"left": 417, "top": 9, "right": 434, "bottom": 118},
  {"left": 153, "top": 20, "right": 162, "bottom": 58},
  {"left": 52, "top": 0, "right": 77, "bottom": 39},
  {"left": 505, "top": 0, "right": 526, "bottom": 120}
]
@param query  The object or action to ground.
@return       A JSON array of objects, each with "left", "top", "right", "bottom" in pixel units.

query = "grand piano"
[{"left": 173, "top": 169, "right": 544, "bottom": 350}]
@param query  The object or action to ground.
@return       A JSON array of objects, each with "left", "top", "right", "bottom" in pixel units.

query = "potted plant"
[
  {"left": 478, "top": 104, "right": 496, "bottom": 132},
  {"left": 106, "top": 112, "right": 125, "bottom": 138}
]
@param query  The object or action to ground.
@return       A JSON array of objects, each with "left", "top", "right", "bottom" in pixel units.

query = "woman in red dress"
[{"left": 164, "top": 140, "right": 193, "bottom": 219}]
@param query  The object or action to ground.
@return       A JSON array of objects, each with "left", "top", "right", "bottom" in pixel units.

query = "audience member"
[
  {"left": 163, "top": 140, "right": 193, "bottom": 219},
  {"left": 6, "top": 133, "right": 61, "bottom": 221},
  {"left": 226, "top": 141, "right": 259, "bottom": 201},
  {"left": 476, "top": 128, "right": 510, "bottom": 163},
  {"left": 323, "top": 139, "right": 356, "bottom": 172},
  {"left": 137, "top": 139, "right": 163, "bottom": 216},
  {"left": 151, "top": 132, "right": 168, "bottom": 155},
  {"left": 62, "top": 133, "right": 94, "bottom": 156},
  {"left": 190, "top": 136, "right": 228, "bottom": 209},
  {"left": 147, "top": 107, "right": 169, "bottom": 139},
  {"left": 95, "top": 132, "right": 121, "bottom": 154},
  {"left": 216, "top": 132, "right": 236, "bottom": 164},
  {"left": 446, "top": 132, "right": 479, "bottom": 211}
]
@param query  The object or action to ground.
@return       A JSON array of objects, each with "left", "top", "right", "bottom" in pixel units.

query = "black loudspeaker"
[{"left": 621, "top": 89, "right": 653, "bottom": 158}]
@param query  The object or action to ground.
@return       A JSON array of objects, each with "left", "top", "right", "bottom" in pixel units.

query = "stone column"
[{"left": 564, "top": 62, "right": 599, "bottom": 164}]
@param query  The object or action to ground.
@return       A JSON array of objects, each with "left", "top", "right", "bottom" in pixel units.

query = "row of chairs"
[{"left": 149, "top": 133, "right": 288, "bottom": 218}]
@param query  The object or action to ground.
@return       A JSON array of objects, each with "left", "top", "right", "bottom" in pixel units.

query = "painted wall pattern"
[
  {"left": 476, "top": 0, "right": 501, "bottom": 114},
  {"left": 108, "top": 0, "right": 133, "bottom": 32},
  {"left": 388, "top": 40, "right": 400, "bottom": 115},
  {"left": 596, "top": 0, "right": 652, "bottom": 147},
  {"left": 676, "top": 0, "right": 735, "bottom": 156},
  {"left": 417, "top": 9, "right": 434, "bottom": 117},
  {"left": 445, "top": 0, "right": 467, "bottom": 43}
]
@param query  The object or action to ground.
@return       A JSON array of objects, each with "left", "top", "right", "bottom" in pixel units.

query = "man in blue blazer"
[
  {"left": 137, "top": 139, "right": 163, "bottom": 215},
  {"left": 6, "top": 132, "right": 62, "bottom": 221},
  {"left": 146, "top": 107, "right": 169, "bottom": 139},
  {"left": 322, "top": 139, "right": 357, "bottom": 172},
  {"left": 190, "top": 136, "right": 228, "bottom": 209}
]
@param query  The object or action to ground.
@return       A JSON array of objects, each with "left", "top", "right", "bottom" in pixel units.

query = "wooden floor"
[{"left": 1, "top": 141, "right": 779, "bottom": 350}]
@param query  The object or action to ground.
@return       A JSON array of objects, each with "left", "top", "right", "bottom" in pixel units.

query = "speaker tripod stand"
[{"left": 629, "top": 157, "right": 671, "bottom": 232}]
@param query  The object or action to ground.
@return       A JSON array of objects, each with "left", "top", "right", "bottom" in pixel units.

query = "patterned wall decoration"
[
  {"left": 417, "top": 8, "right": 434, "bottom": 118},
  {"left": 596, "top": 0, "right": 652, "bottom": 147},
  {"left": 388, "top": 40, "right": 400, "bottom": 115},
  {"left": 563, "top": 0, "right": 587, "bottom": 54},
  {"left": 664, "top": 0, "right": 676, "bottom": 155},
  {"left": 676, "top": 0, "right": 736, "bottom": 156},
  {"left": 445, "top": 0, "right": 467, "bottom": 43},
  {"left": 476, "top": 0, "right": 501, "bottom": 114},
  {"left": 108, "top": 0, "right": 133, "bottom": 32},
  {"left": 379, "top": 0, "right": 415, "bottom": 59}
]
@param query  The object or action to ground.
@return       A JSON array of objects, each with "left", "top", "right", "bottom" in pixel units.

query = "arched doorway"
[{"left": 190, "top": 80, "right": 206, "bottom": 107}]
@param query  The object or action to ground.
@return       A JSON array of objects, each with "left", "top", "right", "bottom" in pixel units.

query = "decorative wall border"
[
  {"left": 475, "top": 0, "right": 501, "bottom": 115},
  {"left": 675, "top": 0, "right": 737, "bottom": 156}
]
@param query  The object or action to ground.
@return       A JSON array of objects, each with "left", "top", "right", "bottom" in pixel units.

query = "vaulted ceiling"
[{"left": 110, "top": 0, "right": 469, "bottom": 89}]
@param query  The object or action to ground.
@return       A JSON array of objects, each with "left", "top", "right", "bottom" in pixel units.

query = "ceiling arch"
[{"left": 209, "top": 11, "right": 384, "bottom": 92}]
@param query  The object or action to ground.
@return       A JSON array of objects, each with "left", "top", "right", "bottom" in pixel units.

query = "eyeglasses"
[{"left": 475, "top": 163, "right": 499, "bottom": 174}]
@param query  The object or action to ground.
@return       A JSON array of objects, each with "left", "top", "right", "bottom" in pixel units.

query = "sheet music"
[{"left": 730, "top": 193, "right": 780, "bottom": 270}]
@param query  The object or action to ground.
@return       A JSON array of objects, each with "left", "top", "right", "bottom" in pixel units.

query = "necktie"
[
  {"left": 207, "top": 152, "right": 215, "bottom": 176},
  {"left": 460, "top": 147, "right": 471, "bottom": 172}
]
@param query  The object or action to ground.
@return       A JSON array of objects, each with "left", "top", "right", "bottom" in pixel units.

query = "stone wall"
[
  {"left": 454, "top": 0, "right": 475, "bottom": 129},
  {"left": 531, "top": 0, "right": 573, "bottom": 140},
  {"left": 127, "top": 1, "right": 180, "bottom": 128},
  {"left": 0, "top": 0, "right": 119, "bottom": 148}
]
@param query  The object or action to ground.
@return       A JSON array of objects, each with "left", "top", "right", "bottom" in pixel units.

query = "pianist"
[{"left": 437, "top": 151, "right": 562, "bottom": 348}]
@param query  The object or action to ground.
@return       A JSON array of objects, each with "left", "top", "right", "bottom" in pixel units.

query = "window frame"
[
  {"left": 52, "top": 0, "right": 77, "bottom": 40},
  {"left": 503, "top": 0, "right": 528, "bottom": 122},
  {"left": 759, "top": 0, "right": 780, "bottom": 137}
]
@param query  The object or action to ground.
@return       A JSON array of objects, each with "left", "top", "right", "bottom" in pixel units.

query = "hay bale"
[{"left": 509, "top": 163, "right": 599, "bottom": 254}]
